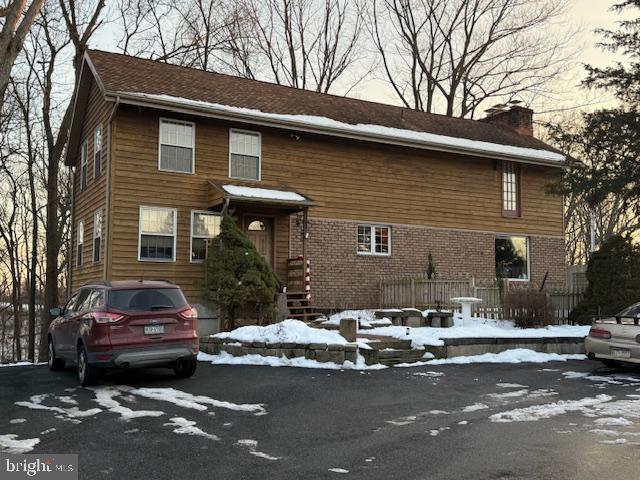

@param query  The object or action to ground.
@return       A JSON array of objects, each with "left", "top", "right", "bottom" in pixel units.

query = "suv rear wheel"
[
  {"left": 174, "top": 359, "right": 197, "bottom": 378},
  {"left": 77, "top": 345, "right": 99, "bottom": 386},
  {"left": 48, "top": 337, "right": 64, "bottom": 371}
]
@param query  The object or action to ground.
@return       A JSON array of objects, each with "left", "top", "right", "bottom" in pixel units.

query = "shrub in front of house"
[
  {"left": 570, "top": 235, "right": 640, "bottom": 324},
  {"left": 503, "top": 288, "right": 554, "bottom": 328},
  {"left": 202, "top": 215, "right": 280, "bottom": 331}
]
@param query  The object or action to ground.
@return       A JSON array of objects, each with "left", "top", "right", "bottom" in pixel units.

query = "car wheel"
[
  {"left": 174, "top": 359, "right": 197, "bottom": 378},
  {"left": 47, "top": 337, "right": 64, "bottom": 371},
  {"left": 601, "top": 359, "right": 620, "bottom": 368},
  {"left": 77, "top": 345, "right": 99, "bottom": 386}
]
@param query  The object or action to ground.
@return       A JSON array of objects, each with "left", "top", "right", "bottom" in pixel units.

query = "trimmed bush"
[
  {"left": 202, "top": 215, "right": 280, "bottom": 331},
  {"left": 503, "top": 288, "right": 554, "bottom": 328},
  {"left": 570, "top": 235, "right": 640, "bottom": 324}
]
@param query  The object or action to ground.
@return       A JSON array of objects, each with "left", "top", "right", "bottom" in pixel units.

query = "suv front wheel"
[{"left": 77, "top": 345, "right": 99, "bottom": 386}]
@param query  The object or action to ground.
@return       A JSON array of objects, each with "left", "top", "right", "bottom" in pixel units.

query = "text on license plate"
[
  {"left": 144, "top": 325, "right": 164, "bottom": 335},
  {"left": 611, "top": 348, "right": 631, "bottom": 358}
]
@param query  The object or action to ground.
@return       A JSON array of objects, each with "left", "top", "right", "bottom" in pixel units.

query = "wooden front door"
[{"left": 245, "top": 216, "right": 273, "bottom": 266}]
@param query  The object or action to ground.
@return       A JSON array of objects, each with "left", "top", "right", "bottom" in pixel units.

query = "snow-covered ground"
[
  {"left": 322, "top": 310, "right": 392, "bottom": 328},
  {"left": 0, "top": 361, "right": 46, "bottom": 368},
  {"left": 367, "top": 316, "right": 589, "bottom": 348},
  {"left": 213, "top": 319, "right": 353, "bottom": 345},
  {"left": 198, "top": 351, "right": 386, "bottom": 371}
]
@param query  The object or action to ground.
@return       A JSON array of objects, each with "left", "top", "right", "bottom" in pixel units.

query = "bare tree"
[
  {"left": 230, "top": 0, "right": 367, "bottom": 92},
  {"left": 0, "top": 0, "right": 45, "bottom": 107},
  {"left": 39, "top": 0, "right": 105, "bottom": 359},
  {"left": 372, "top": 0, "right": 576, "bottom": 117}
]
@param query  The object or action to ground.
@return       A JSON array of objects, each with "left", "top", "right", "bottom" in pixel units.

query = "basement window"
[
  {"left": 139, "top": 206, "right": 177, "bottom": 262},
  {"left": 495, "top": 236, "right": 529, "bottom": 280},
  {"left": 159, "top": 118, "right": 195, "bottom": 173},
  {"left": 357, "top": 225, "right": 391, "bottom": 256},
  {"left": 229, "top": 129, "right": 261, "bottom": 180},
  {"left": 190, "top": 211, "right": 221, "bottom": 262}
]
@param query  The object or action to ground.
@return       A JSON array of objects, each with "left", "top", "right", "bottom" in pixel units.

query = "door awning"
[{"left": 208, "top": 180, "right": 316, "bottom": 210}]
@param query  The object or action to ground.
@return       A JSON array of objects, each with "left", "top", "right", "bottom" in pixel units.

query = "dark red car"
[{"left": 47, "top": 280, "right": 199, "bottom": 386}]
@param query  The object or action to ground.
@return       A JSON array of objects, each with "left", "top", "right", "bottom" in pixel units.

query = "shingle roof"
[{"left": 85, "top": 49, "right": 561, "bottom": 160}]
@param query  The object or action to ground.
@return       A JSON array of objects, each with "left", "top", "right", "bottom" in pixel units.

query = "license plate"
[
  {"left": 611, "top": 348, "right": 631, "bottom": 359},
  {"left": 144, "top": 325, "right": 164, "bottom": 335}
]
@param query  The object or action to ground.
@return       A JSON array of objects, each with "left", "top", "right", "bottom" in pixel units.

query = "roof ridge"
[{"left": 86, "top": 48, "right": 503, "bottom": 130}]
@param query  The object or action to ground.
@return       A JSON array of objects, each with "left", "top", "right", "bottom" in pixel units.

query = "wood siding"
[
  {"left": 103, "top": 104, "right": 563, "bottom": 302},
  {"left": 70, "top": 79, "right": 111, "bottom": 292}
]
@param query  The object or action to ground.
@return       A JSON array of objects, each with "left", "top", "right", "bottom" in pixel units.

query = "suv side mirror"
[{"left": 49, "top": 307, "right": 61, "bottom": 317}]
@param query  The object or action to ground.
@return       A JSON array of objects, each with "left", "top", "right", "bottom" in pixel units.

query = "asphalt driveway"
[{"left": 2, "top": 359, "right": 640, "bottom": 480}]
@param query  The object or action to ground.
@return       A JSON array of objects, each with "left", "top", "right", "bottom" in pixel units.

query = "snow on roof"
[
  {"left": 119, "top": 92, "right": 566, "bottom": 164},
  {"left": 222, "top": 184, "right": 308, "bottom": 202}
]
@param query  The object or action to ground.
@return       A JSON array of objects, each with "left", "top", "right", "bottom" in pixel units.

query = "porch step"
[{"left": 360, "top": 347, "right": 427, "bottom": 366}]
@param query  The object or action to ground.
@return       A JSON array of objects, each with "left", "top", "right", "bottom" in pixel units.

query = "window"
[
  {"left": 94, "top": 126, "right": 102, "bottom": 178},
  {"left": 108, "top": 288, "right": 187, "bottom": 311},
  {"left": 139, "top": 206, "right": 177, "bottom": 261},
  {"left": 85, "top": 289, "right": 105, "bottom": 310},
  {"left": 80, "top": 141, "right": 88, "bottom": 190},
  {"left": 190, "top": 211, "right": 221, "bottom": 262},
  {"left": 357, "top": 225, "right": 391, "bottom": 255},
  {"left": 229, "top": 129, "right": 261, "bottom": 180},
  {"left": 93, "top": 210, "right": 103, "bottom": 263},
  {"left": 159, "top": 118, "right": 195, "bottom": 173},
  {"left": 73, "top": 289, "right": 92, "bottom": 313},
  {"left": 495, "top": 236, "right": 529, "bottom": 280},
  {"left": 77, "top": 220, "right": 84, "bottom": 267},
  {"left": 502, "top": 161, "right": 520, "bottom": 216}
]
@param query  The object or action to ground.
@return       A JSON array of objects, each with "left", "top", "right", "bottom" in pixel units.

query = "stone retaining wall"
[
  {"left": 200, "top": 337, "right": 358, "bottom": 364},
  {"left": 432, "top": 337, "right": 585, "bottom": 358}
]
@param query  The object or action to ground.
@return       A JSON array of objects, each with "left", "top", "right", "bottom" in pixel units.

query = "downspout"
[
  {"left": 67, "top": 178, "right": 75, "bottom": 298},
  {"left": 103, "top": 96, "right": 120, "bottom": 280}
]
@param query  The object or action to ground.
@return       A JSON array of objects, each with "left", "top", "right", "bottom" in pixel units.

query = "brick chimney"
[{"left": 480, "top": 104, "right": 534, "bottom": 137}]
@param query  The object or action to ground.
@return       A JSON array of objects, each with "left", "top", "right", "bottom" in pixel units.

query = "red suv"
[{"left": 47, "top": 280, "right": 199, "bottom": 386}]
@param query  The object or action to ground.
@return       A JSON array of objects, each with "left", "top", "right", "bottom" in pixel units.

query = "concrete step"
[{"left": 361, "top": 347, "right": 427, "bottom": 366}]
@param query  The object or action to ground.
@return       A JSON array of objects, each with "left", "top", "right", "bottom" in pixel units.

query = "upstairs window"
[
  {"left": 495, "top": 236, "right": 529, "bottom": 280},
  {"left": 139, "top": 206, "right": 177, "bottom": 262},
  {"left": 190, "top": 211, "right": 221, "bottom": 262},
  {"left": 80, "top": 141, "right": 88, "bottom": 190},
  {"left": 77, "top": 220, "right": 84, "bottom": 267},
  {"left": 94, "top": 126, "right": 102, "bottom": 178},
  {"left": 159, "top": 119, "right": 195, "bottom": 173},
  {"left": 93, "top": 209, "right": 103, "bottom": 263},
  {"left": 357, "top": 225, "right": 391, "bottom": 256},
  {"left": 229, "top": 129, "right": 261, "bottom": 180},
  {"left": 502, "top": 161, "right": 520, "bottom": 217}
]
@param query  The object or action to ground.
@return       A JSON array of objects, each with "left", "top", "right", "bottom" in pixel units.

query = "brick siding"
[{"left": 290, "top": 217, "right": 566, "bottom": 309}]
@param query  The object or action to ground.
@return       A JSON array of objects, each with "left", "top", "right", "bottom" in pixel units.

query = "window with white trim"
[
  {"left": 495, "top": 235, "right": 529, "bottom": 280},
  {"left": 190, "top": 211, "right": 221, "bottom": 262},
  {"left": 357, "top": 225, "right": 391, "bottom": 255},
  {"left": 94, "top": 126, "right": 102, "bottom": 178},
  {"left": 93, "top": 210, "right": 103, "bottom": 263},
  {"left": 77, "top": 220, "right": 84, "bottom": 267},
  {"left": 229, "top": 129, "right": 260, "bottom": 180},
  {"left": 80, "top": 141, "right": 88, "bottom": 190},
  {"left": 502, "top": 161, "right": 520, "bottom": 216},
  {"left": 159, "top": 119, "right": 194, "bottom": 173},
  {"left": 139, "top": 207, "right": 177, "bottom": 261}
]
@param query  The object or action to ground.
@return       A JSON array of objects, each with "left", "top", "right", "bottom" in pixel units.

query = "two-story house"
[{"left": 66, "top": 50, "right": 567, "bottom": 315}]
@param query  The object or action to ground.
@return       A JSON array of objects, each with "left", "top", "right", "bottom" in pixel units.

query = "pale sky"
[{"left": 92, "top": 0, "right": 634, "bottom": 119}]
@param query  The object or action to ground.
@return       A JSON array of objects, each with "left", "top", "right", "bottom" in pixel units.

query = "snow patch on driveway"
[
  {"left": 199, "top": 351, "right": 386, "bottom": 371},
  {"left": 127, "top": 387, "right": 267, "bottom": 415},
  {"left": 163, "top": 417, "right": 219, "bottom": 441},
  {"left": 490, "top": 395, "right": 613, "bottom": 423},
  {"left": 427, "top": 349, "right": 586, "bottom": 365},
  {"left": 0, "top": 434, "right": 40, "bottom": 453},
  {"left": 15, "top": 394, "right": 102, "bottom": 421},
  {"left": 91, "top": 387, "right": 165, "bottom": 421},
  {"left": 236, "top": 439, "right": 281, "bottom": 460}
]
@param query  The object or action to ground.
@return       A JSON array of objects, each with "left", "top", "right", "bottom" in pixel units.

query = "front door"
[{"left": 245, "top": 216, "right": 273, "bottom": 266}]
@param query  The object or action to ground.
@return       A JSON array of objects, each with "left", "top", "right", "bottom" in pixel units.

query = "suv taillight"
[
  {"left": 178, "top": 307, "right": 198, "bottom": 320},
  {"left": 95, "top": 312, "right": 125, "bottom": 324},
  {"left": 588, "top": 327, "right": 611, "bottom": 339}
]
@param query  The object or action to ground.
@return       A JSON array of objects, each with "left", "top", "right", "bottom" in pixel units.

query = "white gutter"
[{"left": 105, "top": 91, "right": 566, "bottom": 168}]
